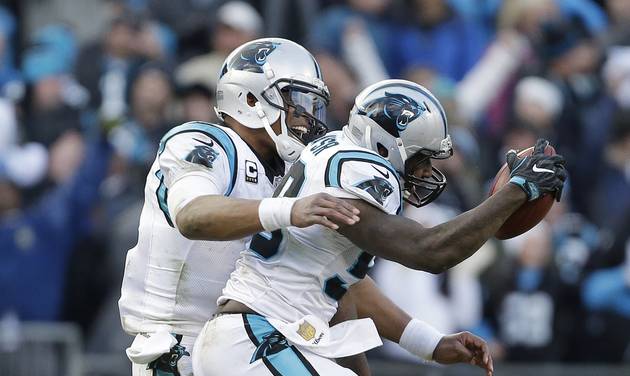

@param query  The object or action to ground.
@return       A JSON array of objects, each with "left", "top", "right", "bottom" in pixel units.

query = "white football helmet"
[
  {"left": 344, "top": 79, "right": 453, "bottom": 207},
  {"left": 215, "top": 38, "right": 330, "bottom": 162}
]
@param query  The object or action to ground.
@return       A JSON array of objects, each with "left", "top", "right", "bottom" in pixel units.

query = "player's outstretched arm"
[
  {"left": 338, "top": 183, "right": 527, "bottom": 273},
  {"left": 349, "top": 277, "right": 493, "bottom": 375},
  {"left": 175, "top": 192, "right": 360, "bottom": 241},
  {"left": 338, "top": 139, "right": 566, "bottom": 273}
]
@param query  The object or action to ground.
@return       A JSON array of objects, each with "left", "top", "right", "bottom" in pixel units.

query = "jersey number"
[
  {"left": 249, "top": 161, "right": 306, "bottom": 258},
  {"left": 310, "top": 135, "right": 339, "bottom": 156},
  {"left": 273, "top": 161, "right": 305, "bottom": 198},
  {"left": 323, "top": 252, "right": 374, "bottom": 301},
  {"left": 250, "top": 160, "right": 306, "bottom": 258},
  {"left": 249, "top": 230, "right": 283, "bottom": 259},
  {"left": 251, "top": 146, "right": 373, "bottom": 300}
]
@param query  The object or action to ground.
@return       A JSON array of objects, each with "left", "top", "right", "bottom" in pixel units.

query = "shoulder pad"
[
  {"left": 158, "top": 122, "right": 238, "bottom": 195},
  {"left": 324, "top": 149, "right": 402, "bottom": 214}
]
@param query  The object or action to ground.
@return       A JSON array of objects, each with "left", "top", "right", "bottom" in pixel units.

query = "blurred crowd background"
[{"left": 1, "top": 0, "right": 630, "bottom": 373}]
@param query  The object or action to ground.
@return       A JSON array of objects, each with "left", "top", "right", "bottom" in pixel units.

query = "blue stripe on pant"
[{"left": 242, "top": 314, "right": 320, "bottom": 376}]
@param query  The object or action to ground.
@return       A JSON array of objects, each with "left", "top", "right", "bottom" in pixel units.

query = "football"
[{"left": 488, "top": 145, "right": 556, "bottom": 240}]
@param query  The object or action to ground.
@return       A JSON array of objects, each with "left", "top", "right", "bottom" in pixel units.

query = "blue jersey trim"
[
  {"left": 154, "top": 169, "right": 174, "bottom": 227},
  {"left": 324, "top": 150, "right": 399, "bottom": 187},
  {"left": 158, "top": 121, "right": 238, "bottom": 196}
]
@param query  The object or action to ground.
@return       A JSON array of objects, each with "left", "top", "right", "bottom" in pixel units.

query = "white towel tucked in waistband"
[
  {"left": 267, "top": 315, "right": 382, "bottom": 358},
  {"left": 126, "top": 331, "right": 177, "bottom": 364}
]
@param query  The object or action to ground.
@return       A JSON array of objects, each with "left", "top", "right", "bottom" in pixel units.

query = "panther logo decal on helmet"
[
  {"left": 362, "top": 92, "right": 426, "bottom": 135},
  {"left": 229, "top": 41, "right": 281, "bottom": 73},
  {"left": 216, "top": 38, "right": 330, "bottom": 162},
  {"left": 346, "top": 79, "right": 452, "bottom": 207}
]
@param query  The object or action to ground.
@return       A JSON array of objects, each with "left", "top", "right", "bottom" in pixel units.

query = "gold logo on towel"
[{"left": 297, "top": 321, "right": 316, "bottom": 341}]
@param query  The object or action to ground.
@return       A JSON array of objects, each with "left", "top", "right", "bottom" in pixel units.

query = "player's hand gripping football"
[
  {"left": 433, "top": 331, "right": 494, "bottom": 376},
  {"left": 291, "top": 193, "right": 360, "bottom": 230},
  {"left": 506, "top": 138, "right": 567, "bottom": 202}
]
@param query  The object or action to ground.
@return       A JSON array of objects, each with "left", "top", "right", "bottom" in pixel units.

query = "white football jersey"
[
  {"left": 119, "top": 121, "right": 286, "bottom": 337},
  {"left": 220, "top": 131, "right": 402, "bottom": 324}
]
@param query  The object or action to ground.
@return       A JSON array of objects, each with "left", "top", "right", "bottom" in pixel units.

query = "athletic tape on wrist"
[
  {"left": 509, "top": 176, "right": 539, "bottom": 201},
  {"left": 258, "top": 197, "right": 299, "bottom": 231},
  {"left": 399, "top": 318, "right": 445, "bottom": 361}
]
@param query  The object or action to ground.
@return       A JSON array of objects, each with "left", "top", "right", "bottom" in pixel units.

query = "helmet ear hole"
[
  {"left": 376, "top": 143, "right": 389, "bottom": 158},
  {"left": 246, "top": 92, "right": 258, "bottom": 107}
]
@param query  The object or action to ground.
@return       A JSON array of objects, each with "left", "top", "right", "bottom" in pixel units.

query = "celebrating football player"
[
  {"left": 119, "top": 38, "right": 359, "bottom": 376},
  {"left": 192, "top": 79, "right": 566, "bottom": 375},
  {"left": 120, "top": 40, "right": 493, "bottom": 376}
]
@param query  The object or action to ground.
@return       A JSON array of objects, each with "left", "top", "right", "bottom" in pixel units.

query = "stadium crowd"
[{"left": 0, "top": 0, "right": 629, "bottom": 366}]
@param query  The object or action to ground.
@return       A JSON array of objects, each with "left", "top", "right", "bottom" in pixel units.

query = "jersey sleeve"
[
  {"left": 323, "top": 156, "right": 402, "bottom": 215},
  {"left": 157, "top": 123, "right": 238, "bottom": 219}
]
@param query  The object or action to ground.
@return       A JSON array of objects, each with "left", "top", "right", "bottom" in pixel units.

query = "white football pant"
[{"left": 192, "top": 314, "right": 357, "bottom": 376}]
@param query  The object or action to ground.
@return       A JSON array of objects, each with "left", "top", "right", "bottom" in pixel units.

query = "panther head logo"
[
  {"left": 186, "top": 139, "right": 219, "bottom": 168},
  {"left": 251, "top": 330, "right": 289, "bottom": 364},
  {"left": 229, "top": 41, "right": 281, "bottom": 73},
  {"left": 363, "top": 92, "right": 426, "bottom": 135},
  {"left": 356, "top": 177, "right": 395, "bottom": 205}
]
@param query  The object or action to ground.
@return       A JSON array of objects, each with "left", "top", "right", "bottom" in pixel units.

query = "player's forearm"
[
  {"left": 176, "top": 195, "right": 264, "bottom": 241},
  {"left": 339, "top": 186, "right": 526, "bottom": 273},
  {"left": 336, "top": 354, "right": 371, "bottom": 376},
  {"left": 422, "top": 183, "right": 526, "bottom": 272},
  {"left": 350, "top": 277, "right": 411, "bottom": 343},
  {"left": 350, "top": 277, "right": 446, "bottom": 362}
]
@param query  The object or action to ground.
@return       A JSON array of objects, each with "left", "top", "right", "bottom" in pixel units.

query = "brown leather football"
[{"left": 488, "top": 145, "right": 556, "bottom": 240}]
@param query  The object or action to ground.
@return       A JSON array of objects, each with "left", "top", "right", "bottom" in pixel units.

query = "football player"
[
  {"left": 118, "top": 38, "right": 363, "bottom": 376},
  {"left": 192, "top": 79, "right": 566, "bottom": 375},
  {"left": 120, "top": 38, "right": 492, "bottom": 376}
]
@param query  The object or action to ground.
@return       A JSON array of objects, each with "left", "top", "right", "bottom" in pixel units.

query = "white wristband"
[
  {"left": 399, "top": 319, "right": 445, "bottom": 361},
  {"left": 258, "top": 197, "right": 299, "bottom": 232}
]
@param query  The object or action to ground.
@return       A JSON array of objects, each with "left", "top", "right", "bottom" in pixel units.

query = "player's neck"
[{"left": 225, "top": 117, "right": 278, "bottom": 164}]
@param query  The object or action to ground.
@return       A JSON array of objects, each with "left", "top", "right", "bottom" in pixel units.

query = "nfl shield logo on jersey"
[
  {"left": 272, "top": 175, "right": 284, "bottom": 189},
  {"left": 297, "top": 321, "right": 316, "bottom": 341}
]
